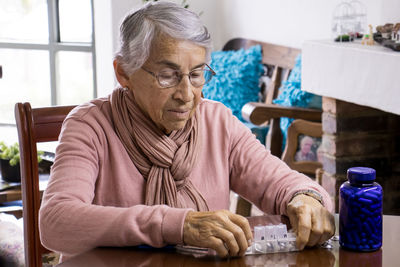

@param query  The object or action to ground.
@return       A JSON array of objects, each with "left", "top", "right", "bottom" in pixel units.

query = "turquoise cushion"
[
  {"left": 203, "top": 45, "right": 264, "bottom": 122},
  {"left": 202, "top": 45, "right": 268, "bottom": 144},
  {"left": 273, "top": 54, "right": 322, "bottom": 148}
]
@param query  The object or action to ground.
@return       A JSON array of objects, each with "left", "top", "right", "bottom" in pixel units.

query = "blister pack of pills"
[{"left": 245, "top": 223, "right": 299, "bottom": 255}]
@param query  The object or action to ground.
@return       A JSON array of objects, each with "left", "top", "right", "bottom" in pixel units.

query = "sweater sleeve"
[
  {"left": 227, "top": 115, "right": 333, "bottom": 215},
  {"left": 39, "top": 113, "right": 192, "bottom": 258}
]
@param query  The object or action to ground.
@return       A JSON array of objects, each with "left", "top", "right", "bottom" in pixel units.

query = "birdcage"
[{"left": 332, "top": 0, "right": 357, "bottom": 42}]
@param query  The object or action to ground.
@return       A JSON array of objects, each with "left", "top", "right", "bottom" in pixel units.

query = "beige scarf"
[{"left": 110, "top": 88, "right": 209, "bottom": 211}]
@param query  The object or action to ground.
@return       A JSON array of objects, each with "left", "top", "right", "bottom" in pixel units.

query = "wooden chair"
[
  {"left": 222, "top": 38, "right": 322, "bottom": 216},
  {"left": 15, "top": 102, "right": 75, "bottom": 267}
]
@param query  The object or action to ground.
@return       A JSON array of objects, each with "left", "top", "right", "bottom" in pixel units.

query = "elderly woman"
[{"left": 39, "top": 1, "right": 334, "bottom": 260}]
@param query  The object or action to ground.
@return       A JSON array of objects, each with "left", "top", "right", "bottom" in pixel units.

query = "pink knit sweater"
[{"left": 39, "top": 96, "right": 332, "bottom": 259}]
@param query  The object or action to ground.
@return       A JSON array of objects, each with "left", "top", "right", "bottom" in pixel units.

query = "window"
[{"left": 0, "top": 0, "right": 96, "bottom": 125}]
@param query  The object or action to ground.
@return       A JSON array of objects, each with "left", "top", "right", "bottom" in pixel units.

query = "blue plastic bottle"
[{"left": 339, "top": 167, "right": 383, "bottom": 251}]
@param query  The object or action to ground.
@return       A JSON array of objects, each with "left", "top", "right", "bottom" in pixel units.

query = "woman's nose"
[{"left": 174, "top": 75, "right": 194, "bottom": 102}]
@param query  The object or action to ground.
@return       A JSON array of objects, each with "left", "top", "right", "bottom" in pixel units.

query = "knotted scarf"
[{"left": 110, "top": 87, "right": 209, "bottom": 211}]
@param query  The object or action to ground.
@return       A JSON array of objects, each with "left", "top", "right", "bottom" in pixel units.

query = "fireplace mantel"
[{"left": 301, "top": 39, "right": 400, "bottom": 115}]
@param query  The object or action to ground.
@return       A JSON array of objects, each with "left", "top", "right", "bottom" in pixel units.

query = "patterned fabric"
[
  {"left": 273, "top": 55, "right": 322, "bottom": 147},
  {"left": 0, "top": 216, "right": 24, "bottom": 267},
  {"left": 202, "top": 45, "right": 264, "bottom": 122},
  {"left": 0, "top": 213, "right": 60, "bottom": 266}
]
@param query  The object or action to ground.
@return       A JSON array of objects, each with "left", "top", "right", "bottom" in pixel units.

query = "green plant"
[{"left": 0, "top": 141, "right": 43, "bottom": 166}]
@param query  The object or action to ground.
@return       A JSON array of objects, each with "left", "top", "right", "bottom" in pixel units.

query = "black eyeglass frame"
[{"left": 141, "top": 63, "right": 216, "bottom": 88}]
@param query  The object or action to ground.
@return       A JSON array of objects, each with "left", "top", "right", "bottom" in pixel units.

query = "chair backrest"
[
  {"left": 222, "top": 38, "right": 301, "bottom": 217},
  {"left": 223, "top": 38, "right": 301, "bottom": 157},
  {"left": 15, "top": 102, "right": 75, "bottom": 267}
]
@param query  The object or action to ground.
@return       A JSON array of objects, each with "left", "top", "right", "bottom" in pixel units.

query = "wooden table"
[
  {"left": 0, "top": 175, "right": 48, "bottom": 218},
  {"left": 0, "top": 188, "right": 22, "bottom": 203},
  {"left": 56, "top": 215, "right": 400, "bottom": 267},
  {"left": 0, "top": 174, "right": 49, "bottom": 203},
  {"left": 0, "top": 187, "right": 23, "bottom": 218}
]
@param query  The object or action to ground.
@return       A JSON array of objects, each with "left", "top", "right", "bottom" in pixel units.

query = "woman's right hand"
[{"left": 183, "top": 210, "right": 253, "bottom": 258}]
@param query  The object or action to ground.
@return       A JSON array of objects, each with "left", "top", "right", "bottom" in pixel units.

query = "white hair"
[{"left": 115, "top": 1, "right": 212, "bottom": 76}]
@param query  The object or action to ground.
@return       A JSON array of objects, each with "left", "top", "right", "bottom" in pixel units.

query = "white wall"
[
  {"left": 105, "top": 0, "right": 400, "bottom": 52},
  {"left": 93, "top": 0, "right": 115, "bottom": 97},
  {"left": 216, "top": 0, "right": 400, "bottom": 50},
  {"left": 96, "top": 0, "right": 400, "bottom": 94}
]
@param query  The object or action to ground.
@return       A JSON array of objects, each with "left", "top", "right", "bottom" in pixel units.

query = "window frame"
[{"left": 0, "top": 0, "right": 97, "bottom": 126}]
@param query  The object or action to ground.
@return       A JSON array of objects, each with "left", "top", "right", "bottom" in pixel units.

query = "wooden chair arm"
[{"left": 242, "top": 102, "right": 322, "bottom": 125}]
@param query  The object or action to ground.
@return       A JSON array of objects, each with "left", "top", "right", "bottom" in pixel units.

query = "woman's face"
[
  {"left": 301, "top": 138, "right": 313, "bottom": 154},
  {"left": 116, "top": 35, "right": 206, "bottom": 134}
]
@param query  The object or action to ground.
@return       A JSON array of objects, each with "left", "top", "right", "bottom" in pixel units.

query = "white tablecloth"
[{"left": 302, "top": 39, "right": 400, "bottom": 115}]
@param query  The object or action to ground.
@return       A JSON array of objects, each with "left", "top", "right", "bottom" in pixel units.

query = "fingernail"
[{"left": 248, "top": 239, "right": 252, "bottom": 246}]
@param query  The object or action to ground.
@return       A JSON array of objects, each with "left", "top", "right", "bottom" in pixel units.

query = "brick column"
[{"left": 320, "top": 97, "right": 400, "bottom": 214}]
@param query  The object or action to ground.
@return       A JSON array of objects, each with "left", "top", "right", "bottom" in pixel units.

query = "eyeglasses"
[{"left": 141, "top": 64, "right": 216, "bottom": 88}]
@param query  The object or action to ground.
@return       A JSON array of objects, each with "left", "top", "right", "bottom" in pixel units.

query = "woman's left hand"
[{"left": 286, "top": 194, "right": 335, "bottom": 250}]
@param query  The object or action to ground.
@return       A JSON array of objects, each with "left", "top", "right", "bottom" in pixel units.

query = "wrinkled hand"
[
  {"left": 287, "top": 194, "right": 335, "bottom": 250},
  {"left": 183, "top": 210, "right": 252, "bottom": 258}
]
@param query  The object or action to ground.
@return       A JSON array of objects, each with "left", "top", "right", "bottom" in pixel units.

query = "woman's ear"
[{"left": 113, "top": 59, "right": 130, "bottom": 88}]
